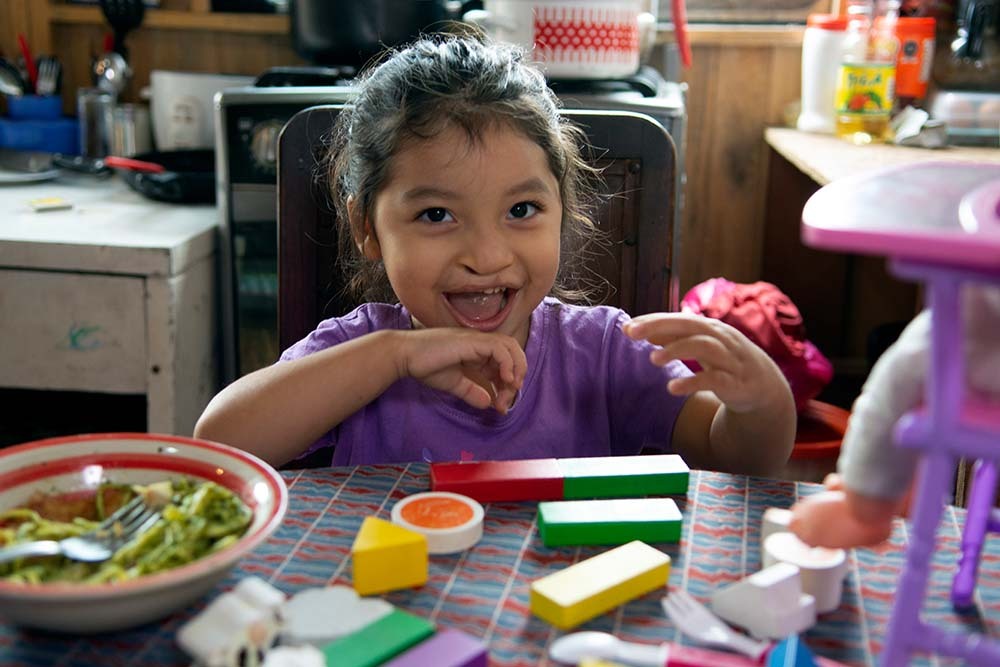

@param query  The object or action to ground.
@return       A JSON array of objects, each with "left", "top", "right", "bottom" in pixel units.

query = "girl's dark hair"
[{"left": 327, "top": 32, "right": 604, "bottom": 304}]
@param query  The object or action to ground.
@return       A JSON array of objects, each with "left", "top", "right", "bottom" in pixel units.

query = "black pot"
[
  {"left": 290, "top": 0, "right": 462, "bottom": 67},
  {"left": 118, "top": 149, "right": 215, "bottom": 204}
]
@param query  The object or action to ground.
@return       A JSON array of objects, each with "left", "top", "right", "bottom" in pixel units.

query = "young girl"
[{"left": 195, "top": 35, "right": 796, "bottom": 472}]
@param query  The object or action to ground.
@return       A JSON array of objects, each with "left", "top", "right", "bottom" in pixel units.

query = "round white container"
[
  {"left": 763, "top": 531, "right": 848, "bottom": 614},
  {"left": 797, "top": 14, "right": 850, "bottom": 134}
]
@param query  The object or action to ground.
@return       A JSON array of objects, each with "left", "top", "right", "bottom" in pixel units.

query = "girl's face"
[{"left": 363, "top": 123, "right": 562, "bottom": 348}]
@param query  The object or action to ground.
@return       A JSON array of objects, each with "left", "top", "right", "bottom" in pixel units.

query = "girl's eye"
[
  {"left": 417, "top": 207, "right": 454, "bottom": 223},
  {"left": 508, "top": 201, "right": 540, "bottom": 220}
]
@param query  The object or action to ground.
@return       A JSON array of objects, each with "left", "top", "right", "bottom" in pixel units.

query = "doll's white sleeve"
[{"left": 837, "top": 311, "right": 931, "bottom": 500}]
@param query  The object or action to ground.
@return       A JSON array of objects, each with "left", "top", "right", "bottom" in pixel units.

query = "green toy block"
[
  {"left": 321, "top": 609, "right": 435, "bottom": 667},
  {"left": 558, "top": 454, "right": 690, "bottom": 498},
  {"left": 538, "top": 498, "right": 682, "bottom": 547}
]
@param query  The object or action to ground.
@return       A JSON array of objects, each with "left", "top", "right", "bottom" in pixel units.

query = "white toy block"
[
  {"left": 761, "top": 507, "right": 793, "bottom": 548},
  {"left": 232, "top": 577, "right": 286, "bottom": 619},
  {"left": 711, "top": 562, "right": 817, "bottom": 640},
  {"left": 280, "top": 585, "right": 394, "bottom": 646},
  {"left": 261, "top": 645, "right": 326, "bottom": 667},
  {"left": 763, "top": 531, "right": 848, "bottom": 613},
  {"left": 177, "top": 592, "right": 279, "bottom": 667}
]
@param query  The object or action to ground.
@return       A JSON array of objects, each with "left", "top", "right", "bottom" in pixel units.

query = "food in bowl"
[
  {"left": 0, "top": 433, "right": 288, "bottom": 633},
  {"left": 1, "top": 479, "right": 252, "bottom": 584}
]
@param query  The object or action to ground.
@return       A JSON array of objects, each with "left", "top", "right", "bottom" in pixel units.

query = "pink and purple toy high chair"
[{"left": 802, "top": 162, "right": 1000, "bottom": 666}]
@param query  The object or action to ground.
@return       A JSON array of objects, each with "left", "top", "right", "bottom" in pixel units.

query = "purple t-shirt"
[{"left": 279, "top": 297, "right": 692, "bottom": 466}]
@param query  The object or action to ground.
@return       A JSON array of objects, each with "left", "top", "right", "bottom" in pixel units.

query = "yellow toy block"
[
  {"left": 530, "top": 540, "right": 671, "bottom": 629},
  {"left": 351, "top": 516, "right": 428, "bottom": 595}
]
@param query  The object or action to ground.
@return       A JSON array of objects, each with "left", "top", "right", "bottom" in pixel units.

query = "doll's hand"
[
  {"left": 394, "top": 328, "right": 526, "bottom": 414},
  {"left": 790, "top": 489, "right": 898, "bottom": 548},
  {"left": 622, "top": 313, "right": 787, "bottom": 413}
]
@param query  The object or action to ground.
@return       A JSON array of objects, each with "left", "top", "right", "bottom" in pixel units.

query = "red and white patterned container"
[{"left": 464, "top": 0, "right": 654, "bottom": 79}]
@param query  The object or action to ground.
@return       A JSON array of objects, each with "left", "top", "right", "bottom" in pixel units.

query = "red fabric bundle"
[{"left": 681, "top": 278, "right": 833, "bottom": 412}]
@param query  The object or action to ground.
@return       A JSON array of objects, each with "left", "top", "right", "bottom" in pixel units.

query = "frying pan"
[{"left": 117, "top": 149, "right": 215, "bottom": 204}]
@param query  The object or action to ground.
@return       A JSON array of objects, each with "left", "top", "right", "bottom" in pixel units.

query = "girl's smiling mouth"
[{"left": 444, "top": 287, "right": 517, "bottom": 331}]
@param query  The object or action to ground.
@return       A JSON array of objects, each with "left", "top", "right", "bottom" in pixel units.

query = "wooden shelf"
[{"left": 49, "top": 5, "right": 289, "bottom": 34}]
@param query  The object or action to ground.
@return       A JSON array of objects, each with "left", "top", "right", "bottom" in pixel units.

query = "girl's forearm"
[
  {"left": 194, "top": 330, "right": 404, "bottom": 466},
  {"left": 709, "top": 391, "right": 796, "bottom": 477}
]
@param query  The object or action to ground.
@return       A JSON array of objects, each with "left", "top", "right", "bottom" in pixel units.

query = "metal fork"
[
  {"left": 0, "top": 496, "right": 160, "bottom": 565},
  {"left": 661, "top": 589, "right": 771, "bottom": 660}
]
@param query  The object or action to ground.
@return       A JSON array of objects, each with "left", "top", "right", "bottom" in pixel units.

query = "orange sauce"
[{"left": 400, "top": 496, "right": 473, "bottom": 529}]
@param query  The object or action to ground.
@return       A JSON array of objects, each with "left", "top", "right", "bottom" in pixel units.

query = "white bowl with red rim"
[{"left": 0, "top": 432, "right": 288, "bottom": 634}]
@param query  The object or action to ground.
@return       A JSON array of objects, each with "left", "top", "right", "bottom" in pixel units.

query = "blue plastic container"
[
  {"left": 7, "top": 95, "right": 63, "bottom": 120},
  {"left": 0, "top": 117, "right": 79, "bottom": 154}
]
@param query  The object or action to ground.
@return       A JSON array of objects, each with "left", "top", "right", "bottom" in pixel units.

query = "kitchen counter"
[
  {"left": 0, "top": 173, "right": 218, "bottom": 437},
  {"left": 765, "top": 127, "right": 1000, "bottom": 186}
]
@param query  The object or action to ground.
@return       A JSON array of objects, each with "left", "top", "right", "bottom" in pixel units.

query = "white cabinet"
[{"left": 0, "top": 175, "right": 218, "bottom": 436}]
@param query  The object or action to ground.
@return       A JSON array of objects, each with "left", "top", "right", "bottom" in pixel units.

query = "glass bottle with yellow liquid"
[{"left": 834, "top": 0, "right": 901, "bottom": 144}]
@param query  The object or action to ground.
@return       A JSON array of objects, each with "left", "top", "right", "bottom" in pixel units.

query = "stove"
[{"left": 216, "top": 67, "right": 687, "bottom": 382}]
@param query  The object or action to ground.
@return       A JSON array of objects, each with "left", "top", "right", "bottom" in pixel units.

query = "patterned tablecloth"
[{"left": 2, "top": 464, "right": 999, "bottom": 667}]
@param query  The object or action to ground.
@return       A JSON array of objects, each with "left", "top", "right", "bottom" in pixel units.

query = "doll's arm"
[{"left": 791, "top": 311, "right": 931, "bottom": 548}]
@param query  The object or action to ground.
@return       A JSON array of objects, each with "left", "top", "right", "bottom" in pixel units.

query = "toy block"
[
  {"left": 351, "top": 516, "right": 428, "bottom": 595},
  {"left": 280, "top": 585, "right": 393, "bottom": 646},
  {"left": 430, "top": 459, "right": 563, "bottom": 502},
  {"left": 320, "top": 609, "right": 434, "bottom": 667},
  {"left": 538, "top": 498, "right": 682, "bottom": 546},
  {"left": 382, "top": 628, "right": 488, "bottom": 667},
  {"left": 530, "top": 540, "right": 670, "bottom": 629},
  {"left": 557, "top": 454, "right": 689, "bottom": 498},
  {"left": 711, "top": 562, "right": 816, "bottom": 640},
  {"left": 761, "top": 507, "right": 793, "bottom": 547},
  {"left": 763, "top": 532, "right": 847, "bottom": 613},
  {"left": 767, "top": 635, "right": 818, "bottom": 667}
]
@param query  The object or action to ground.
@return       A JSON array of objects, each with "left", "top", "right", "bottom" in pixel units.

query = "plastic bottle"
[
  {"left": 798, "top": 14, "right": 851, "bottom": 133},
  {"left": 834, "top": 0, "right": 901, "bottom": 144},
  {"left": 894, "top": 16, "right": 936, "bottom": 108}
]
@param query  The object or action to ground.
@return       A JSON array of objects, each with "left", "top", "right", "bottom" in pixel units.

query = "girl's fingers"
[
  {"left": 650, "top": 335, "right": 737, "bottom": 372},
  {"left": 624, "top": 313, "right": 730, "bottom": 346},
  {"left": 452, "top": 376, "right": 493, "bottom": 410}
]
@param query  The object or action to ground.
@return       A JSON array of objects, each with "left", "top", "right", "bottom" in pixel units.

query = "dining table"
[{"left": 1, "top": 462, "right": 998, "bottom": 667}]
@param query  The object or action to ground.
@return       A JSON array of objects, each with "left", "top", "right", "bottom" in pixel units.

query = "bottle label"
[{"left": 835, "top": 63, "right": 896, "bottom": 115}]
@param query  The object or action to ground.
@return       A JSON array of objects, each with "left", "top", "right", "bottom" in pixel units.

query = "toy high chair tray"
[{"left": 801, "top": 162, "right": 1000, "bottom": 270}]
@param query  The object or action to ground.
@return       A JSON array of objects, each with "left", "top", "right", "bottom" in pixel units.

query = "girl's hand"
[
  {"left": 622, "top": 312, "right": 784, "bottom": 413},
  {"left": 393, "top": 328, "right": 527, "bottom": 414}
]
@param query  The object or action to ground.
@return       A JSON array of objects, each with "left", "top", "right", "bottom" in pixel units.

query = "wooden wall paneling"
[
  {"left": 678, "top": 43, "right": 802, "bottom": 294},
  {"left": 49, "top": 22, "right": 300, "bottom": 112}
]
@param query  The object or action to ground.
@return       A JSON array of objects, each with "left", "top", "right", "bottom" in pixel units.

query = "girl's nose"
[{"left": 459, "top": 223, "right": 515, "bottom": 276}]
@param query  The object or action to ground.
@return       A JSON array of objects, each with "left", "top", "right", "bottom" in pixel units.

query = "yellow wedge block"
[
  {"left": 351, "top": 516, "right": 428, "bottom": 595},
  {"left": 530, "top": 540, "right": 671, "bottom": 629}
]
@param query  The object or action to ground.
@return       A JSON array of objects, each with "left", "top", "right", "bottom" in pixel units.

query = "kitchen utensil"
[
  {"left": 660, "top": 589, "right": 771, "bottom": 660},
  {"left": 0, "top": 58, "right": 25, "bottom": 96},
  {"left": 118, "top": 149, "right": 215, "bottom": 203},
  {"left": 0, "top": 496, "right": 158, "bottom": 565},
  {"left": 16, "top": 33, "right": 37, "bottom": 93},
  {"left": 93, "top": 51, "right": 131, "bottom": 95},
  {"left": 548, "top": 631, "right": 767, "bottom": 666},
  {"left": 0, "top": 148, "right": 164, "bottom": 176},
  {"left": 35, "top": 56, "right": 61, "bottom": 97},
  {"left": 99, "top": 0, "right": 146, "bottom": 59}
]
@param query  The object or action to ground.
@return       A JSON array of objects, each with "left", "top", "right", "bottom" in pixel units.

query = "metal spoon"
[{"left": 0, "top": 58, "right": 24, "bottom": 96}]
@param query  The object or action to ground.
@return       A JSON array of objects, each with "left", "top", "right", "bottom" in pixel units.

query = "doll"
[{"left": 790, "top": 285, "right": 1000, "bottom": 548}]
